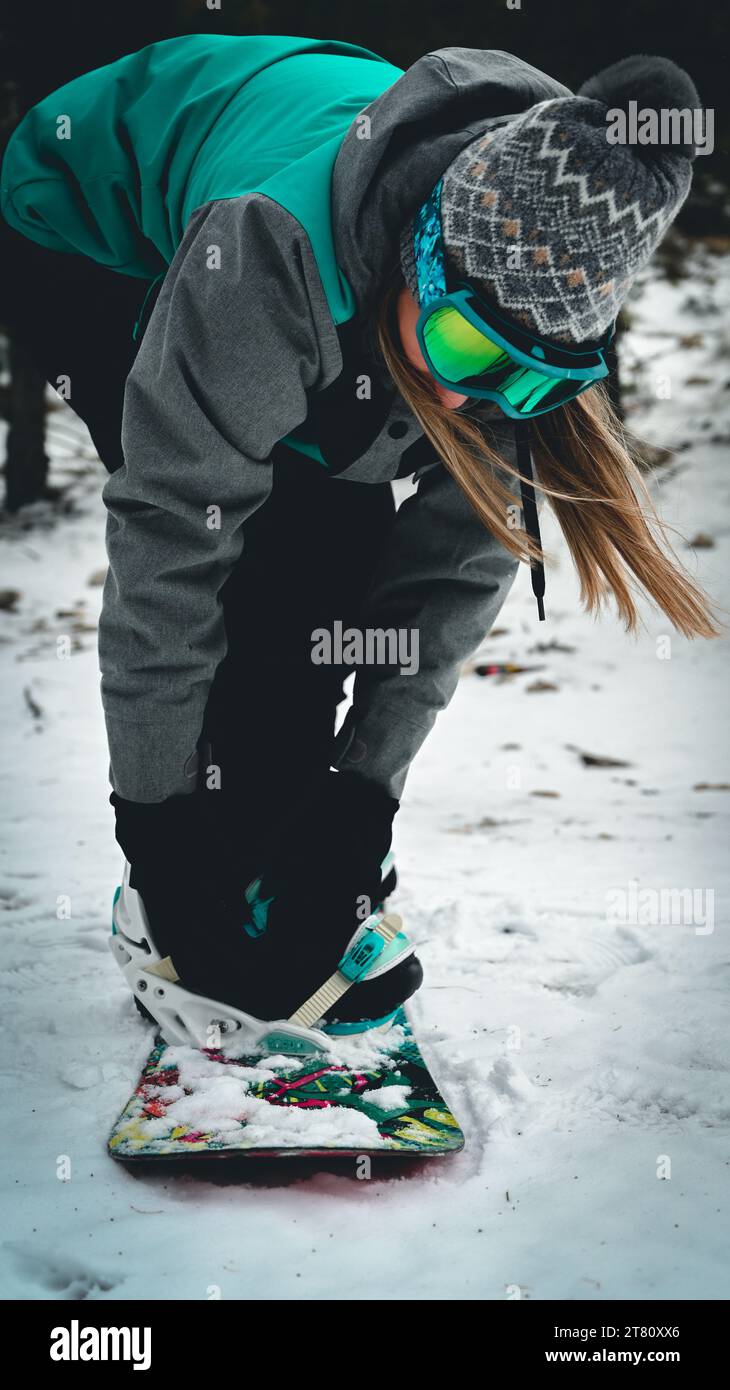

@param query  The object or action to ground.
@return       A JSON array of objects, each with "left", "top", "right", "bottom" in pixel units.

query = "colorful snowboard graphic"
[{"left": 108, "top": 1009, "right": 464, "bottom": 1160}]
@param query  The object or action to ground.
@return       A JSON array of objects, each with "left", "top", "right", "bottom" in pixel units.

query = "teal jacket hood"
[
  {"left": 0, "top": 33, "right": 401, "bottom": 314},
  {"left": 1, "top": 35, "right": 571, "bottom": 323}
]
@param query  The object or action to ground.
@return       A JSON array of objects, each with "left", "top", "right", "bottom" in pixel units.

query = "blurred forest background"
[{"left": 0, "top": 0, "right": 727, "bottom": 507}]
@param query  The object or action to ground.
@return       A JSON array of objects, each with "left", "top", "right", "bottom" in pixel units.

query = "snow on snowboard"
[{"left": 108, "top": 1008, "right": 464, "bottom": 1161}]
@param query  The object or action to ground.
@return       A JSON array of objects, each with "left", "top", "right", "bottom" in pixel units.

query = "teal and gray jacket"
[{"left": 1, "top": 35, "right": 570, "bottom": 801}]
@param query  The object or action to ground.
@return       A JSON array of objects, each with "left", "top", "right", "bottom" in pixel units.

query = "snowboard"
[{"left": 108, "top": 1007, "right": 464, "bottom": 1161}]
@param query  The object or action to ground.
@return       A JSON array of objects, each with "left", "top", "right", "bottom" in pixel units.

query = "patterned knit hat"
[{"left": 400, "top": 56, "right": 700, "bottom": 345}]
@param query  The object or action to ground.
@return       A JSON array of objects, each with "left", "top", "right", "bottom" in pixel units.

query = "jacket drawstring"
[{"left": 515, "top": 420, "right": 545, "bottom": 621}]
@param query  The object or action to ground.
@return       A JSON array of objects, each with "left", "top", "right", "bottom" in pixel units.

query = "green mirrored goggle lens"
[
  {"left": 422, "top": 304, "right": 586, "bottom": 415},
  {"left": 422, "top": 303, "right": 509, "bottom": 378},
  {"left": 501, "top": 367, "right": 582, "bottom": 413}
]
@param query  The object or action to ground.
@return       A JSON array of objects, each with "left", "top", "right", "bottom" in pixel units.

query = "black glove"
[
  {"left": 235, "top": 770, "right": 398, "bottom": 998},
  {"left": 255, "top": 770, "right": 398, "bottom": 923},
  {"left": 111, "top": 791, "right": 203, "bottom": 874},
  {"left": 110, "top": 791, "right": 251, "bottom": 950},
  {"left": 246, "top": 770, "right": 422, "bottom": 1022}
]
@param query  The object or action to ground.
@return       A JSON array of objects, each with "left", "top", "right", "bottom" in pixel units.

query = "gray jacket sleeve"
[
  {"left": 334, "top": 421, "right": 522, "bottom": 798},
  {"left": 99, "top": 194, "right": 340, "bottom": 801}
]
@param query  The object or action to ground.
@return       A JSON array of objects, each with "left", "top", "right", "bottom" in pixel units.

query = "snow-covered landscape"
[{"left": 0, "top": 242, "right": 728, "bottom": 1301}]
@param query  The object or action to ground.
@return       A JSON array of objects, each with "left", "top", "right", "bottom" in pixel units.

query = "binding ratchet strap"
[{"left": 288, "top": 913, "right": 405, "bottom": 1029}]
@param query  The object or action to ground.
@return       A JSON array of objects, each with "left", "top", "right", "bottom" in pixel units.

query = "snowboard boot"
[{"left": 109, "top": 855, "right": 422, "bottom": 1056}]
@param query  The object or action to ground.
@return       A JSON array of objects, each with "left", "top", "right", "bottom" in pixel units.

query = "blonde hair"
[{"left": 376, "top": 280, "right": 718, "bottom": 638}]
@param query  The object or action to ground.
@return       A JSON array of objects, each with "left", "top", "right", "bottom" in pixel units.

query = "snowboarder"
[{"left": 0, "top": 37, "right": 716, "bottom": 1046}]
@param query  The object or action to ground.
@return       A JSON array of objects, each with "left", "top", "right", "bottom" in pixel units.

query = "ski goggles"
[{"left": 412, "top": 179, "right": 614, "bottom": 419}]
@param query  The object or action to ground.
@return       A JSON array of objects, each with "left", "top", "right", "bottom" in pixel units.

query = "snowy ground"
[{"left": 0, "top": 244, "right": 728, "bottom": 1301}]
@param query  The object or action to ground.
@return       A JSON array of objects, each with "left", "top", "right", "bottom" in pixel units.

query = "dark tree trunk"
[
  {"left": 4, "top": 333, "right": 49, "bottom": 511},
  {"left": 1, "top": 77, "right": 49, "bottom": 510}
]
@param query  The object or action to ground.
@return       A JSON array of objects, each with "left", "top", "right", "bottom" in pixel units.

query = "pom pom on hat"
[{"left": 579, "top": 55, "right": 701, "bottom": 160}]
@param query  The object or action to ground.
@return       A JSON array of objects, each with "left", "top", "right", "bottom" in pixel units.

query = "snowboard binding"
[{"left": 109, "top": 859, "right": 414, "bottom": 1057}]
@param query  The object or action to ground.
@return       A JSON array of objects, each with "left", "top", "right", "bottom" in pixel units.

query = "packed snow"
[
  {"left": 361, "top": 1084, "right": 413, "bottom": 1112},
  {"left": 0, "top": 242, "right": 728, "bottom": 1300},
  {"left": 138, "top": 1071, "right": 385, "bottom": 1151}
]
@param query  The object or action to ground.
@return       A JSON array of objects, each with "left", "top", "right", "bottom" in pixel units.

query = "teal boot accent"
[{"left": 243, "top": 877, "right": 275, "bottom": 939}]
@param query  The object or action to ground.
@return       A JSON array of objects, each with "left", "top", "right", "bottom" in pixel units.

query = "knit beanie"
[{"left": 400, "top": 55, "right": 700, "bottom": 344}]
